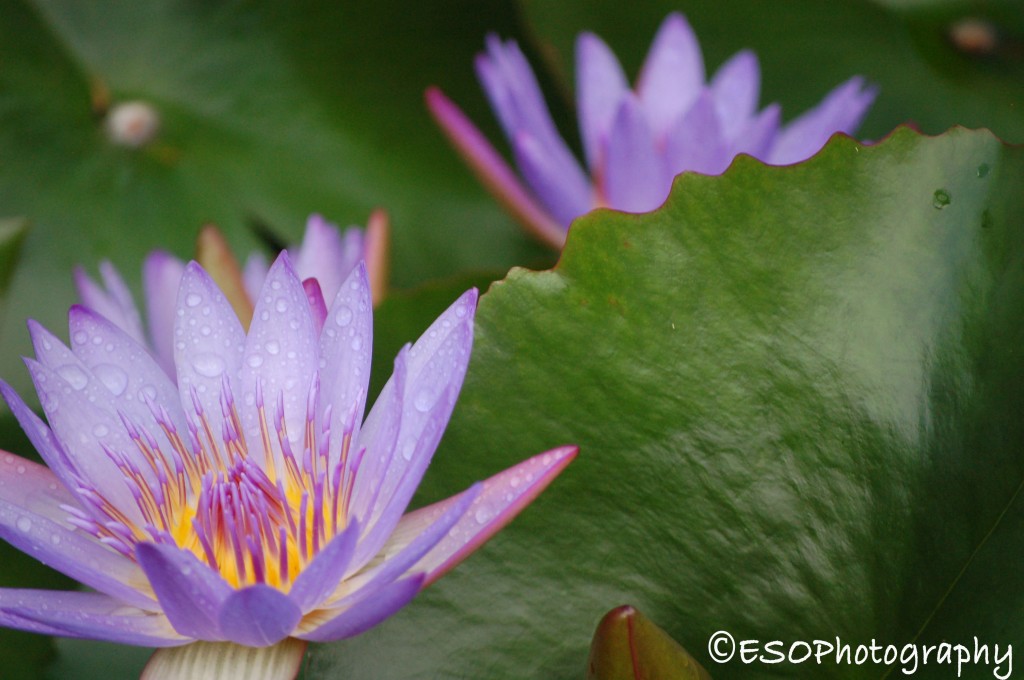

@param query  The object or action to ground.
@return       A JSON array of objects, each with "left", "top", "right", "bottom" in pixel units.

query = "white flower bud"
[{"left": 105, "top": 100, "right": 161, "bottom": 148}]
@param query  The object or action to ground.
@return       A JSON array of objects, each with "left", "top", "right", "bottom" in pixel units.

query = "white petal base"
[{"left": 141, "top": 639, "right": 307, "bottom": 680}]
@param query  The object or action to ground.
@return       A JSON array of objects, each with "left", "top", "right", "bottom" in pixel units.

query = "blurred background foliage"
[{"left": 1, "top": 0, "right": 1023, "bottom": 677}]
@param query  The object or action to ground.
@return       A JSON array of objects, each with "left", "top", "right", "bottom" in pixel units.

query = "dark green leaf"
[{"left": 308, "top": 127, "right": 1024, "bottom": 678}]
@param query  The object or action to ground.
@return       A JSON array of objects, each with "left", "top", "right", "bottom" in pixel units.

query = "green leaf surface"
[
  {"left": 0, "top": 0, "right": 552, "bottom": 397},
  {"left": 305, "top": 127, "right": 1024, "bottom": 678}
]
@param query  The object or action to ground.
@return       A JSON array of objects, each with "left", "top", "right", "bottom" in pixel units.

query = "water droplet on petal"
[
  {"left": 455, "top": 304, "right": 467, "bottom": 319},
  {"left": 50, "top": 534, "right": 61, "bottom": 545},
  {"left": 265, "top": 341, "right": 280, "bottom": 356},
  {"left": 474, "top": 509, "right": 491, "bottom": 524},
  {"left": 16, "top": 465, "right": 25, "bottom": 474},
  {"left": 57, "top": 365, "right": 88, "bottom": 390},
  {"left": 413, "top": 390, "right": 431, "bottom": 413},
  {"left": 401, "top": 442, "right": 415, "bottom": 461},
  {"left": 275, "top": 299, "right": 288, "bottom": 313},
  {"left": 16, "top": 517, "right": 31, "bottom": 533},
  {"left": 335, "top": 306, "right": 353, "bottom": 327},
  {"left": 186, "top": 293, "right": 203, "bottom": 307},
  {"left": 248, "top": 354, "right": 264, "bottom": 368},
  {"left": 351, "top": 336, "right": 363, "bottom": 351},
  {"left": 192, "top": 352, "right": 226, "bottom": 378},
  {"left": 92, "top": 424, "right": 109, "bottom": 438},
  {"left": 93, "top": 364, "right": 128, "bottom": 396},
  {"left": 72, "top": 331, "right": 88, "bottom": 345}
]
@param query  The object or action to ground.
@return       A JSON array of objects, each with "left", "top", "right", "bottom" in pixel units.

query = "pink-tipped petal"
[
  {"left": 143, "top": 251, "right": 186, "bottom": 377},
  {"left": 0, "top": 453, "right": 154, "bottom": 608},
  {"left": 0, "top": 590, "right": 187, "bottom": 647},
  {"left": 239, "top": 253, "right": 318, "bottom": 462},
  {"left": 425, "top": 87, "right": 564, "bottom": 247},
  {"left": 637, "top": 12, "right": 706, "bottom": 137},
  {"left": 576, "top": 32, "right": 630, "bottom": 169},
  {"left": 341, "top": 484, "right": 478, "bottom": 599},
  {"left": 0, "top": 379, "right": 79, "bottom": 490},
  {"left": 296, "top": 574, "right": 425, "bottom": 643},
  {"left": 710, "top": 49, "right": 761, "bottom": 141},
  {"left": 174, "top": 262, "right": 247, "bottom": 426},
  {"left": 389, "top": 445, "right": 577, "bottom": 586},
  {"left": 217, "top": 585, "right": 301, "bottom": 647},
  {"left": 768, "top": 76, "right": 878, "bottom": 165},
  {"left": 603, "top": 96, "right": 672, "bottom": 212},
  {"left": 137, "top": 543, "right": 232, "bottom": 640},
  {"left": 664, "top": 90, "right": 732, "bottom": 177},
  {"left": 319, "top": 262, "right": 373, "bottom": 469}
]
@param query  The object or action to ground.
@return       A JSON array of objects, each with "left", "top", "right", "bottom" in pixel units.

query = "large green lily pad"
[{"left": 306, "top": 127, "right": 1024, "bottom": 678}]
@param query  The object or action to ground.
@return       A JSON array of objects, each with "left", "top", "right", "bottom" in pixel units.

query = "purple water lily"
[
  {"left": 427, "top": 12, "right": 877, "bottom": 247},
  {"left": 75, "top": 212, "right": 389, "bottom": 378},
  {"left": 0, "top": 253, "right": 575, "bottom": 669}
]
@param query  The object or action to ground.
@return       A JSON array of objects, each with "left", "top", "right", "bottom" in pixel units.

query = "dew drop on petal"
[
  {"left": 351, "top": 336, "right": 363, "bottom": 351},
  {"left": 261, "top": 310, "right": 270, "bottom": 322},
  {"left": 192, "top": 352, "right": 226, "bottom": 378},
  {"left": 334, "top": 307, "right": 353, "bottom": 327},
  {"left": 474, "top": 509, "right": 491, "bottom": 525},
  {"left": 72, "top": 331, "right": 88, "bottom": 345},
  {"left": 401, "top": 441, "right": 415, "bottom": 461},
  {"left": 275, "top": 299, "right": 288, "bottom": 313},
  {"left": 93, "top": 364, "right": 128, "bottom": 396},
  {"left": 92, "top": 424, "right": 109, "bottom": 438},
  {"left": 413, "top": 390, "right": 431, "bottom": 413},
  {"left": 265, "top": 341, "right": 280, "bottom": 356},
  {"left": 455, "top": 304, "right": 467, "bottom": 319},
  {"left": 57, "top": 365, "right": 89, "bottom": 390},
  {"left": 51, "top": 534, "right": 61, "bottom": 545},
  {"left": 248, "top": 354, "right": 264, "bottom": 368},
  {"left": 16, "top": 517, "right": 31, "bottom": 533},
  {"left": 186, "top": 293, "right": 203, "bottom": 307},
  {"left": 16, "top": 465, "right": 25, "bottom": 474}
]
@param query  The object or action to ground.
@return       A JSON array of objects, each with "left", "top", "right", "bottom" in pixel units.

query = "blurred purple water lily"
[
  {"left": 427, "top": 12, "right": 877, "bottom": 247},
  {"left": 75, "top": 212, "right": 389, "bottom": 378},
  {"left": 0, "top": 253, "right": 575, "bottom": 664}
]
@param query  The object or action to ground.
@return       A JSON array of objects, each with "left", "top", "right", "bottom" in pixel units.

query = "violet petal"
[
  {"left": 143, "top": 251, "right": 186, "bottom": 377},
  {"left": 513, "top": 131, "right": 593, "bottom": 227},
  {"left": 239, "top": 253, "right": 318, "bottom": 467},
  {"left": 287, "top": 520, "right": 360, "bottom": 613},
  {"left": 292, "top": 214, "right": 349, "bottom": 305},
  {"left": 0, "top": 589, "right": 186, "bottom": 647},
  {"left": 603, "top": 96, "right": 672, "bottom": 211},
  {"left": 425, "top": 87, "right": 564, "bottom": 246},
  {"left": 384, "top": 446, "right": 577, "bottom": 586},
  {"left": 731, "top": 102, "right": 781, "bottom": 160},
  {"left": 710, "top": 49, "right": 760, "bottom": 141},
  {"left": 217, "top": 585, "right": 302, "bottom": 647},
  {"left": 137, "top": 542, "right": 232, "bottom": 640},
  {"left": 0, "top": 453, "right": 155, "bottom": 608},
  {"left": 296, "top": 574, "right": 425, "bottom": 643},
  {"left": 637, "top": 12, "right": 706, "bottom": 137},
  {"left": 319, "top": 262, "right": 373, "bottom": 469},
  {"left": 664, "top": 89, "right": 732, "bottom": 176},
  {"left": 340, "top": 484, "right": 478, "bottom": 600},
  {"left": 768, "top": 76, "right": 878, "bottom": 165},
  {"left": 173, "top": 261, "right": 247, "bottom": 426},
  {"left": 576, "top": 32, "right": 630, "bottom": 169},
  {"left": 74, "top": 262, "right": 146, "bottom": 348}
]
